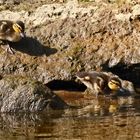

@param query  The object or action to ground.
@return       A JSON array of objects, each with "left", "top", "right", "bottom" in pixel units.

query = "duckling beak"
[
  {"left": 119, "top": 88, "right": 125, "bottom": 92},
  {"left": 20, "top": 32, "right": 25, "bottom": 38}
]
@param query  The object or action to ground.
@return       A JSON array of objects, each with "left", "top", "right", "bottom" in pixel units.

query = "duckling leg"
[
  {"left": 0, "top": 40, "right": 15, "bottom": 54},
  {"left": 94, "top": 83, "right": 100, "bottom": 98},
  {"left": 5, "top": 44, "right": 15, "bottom": 54},
  {"left": 95, "top": 92, "right": 98, "bottom": 99}
]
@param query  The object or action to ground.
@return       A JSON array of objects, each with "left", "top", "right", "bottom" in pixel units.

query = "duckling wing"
[
  {"left": 95, "top": 77, "right": 106, "bottom": 89},
  {"left": 95, "top": 74, "right": 109, "bottom": 94}
]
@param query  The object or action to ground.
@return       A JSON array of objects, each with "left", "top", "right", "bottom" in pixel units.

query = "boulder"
[{"left": 0, "top": 75, "right": 68, "bottom": 112}]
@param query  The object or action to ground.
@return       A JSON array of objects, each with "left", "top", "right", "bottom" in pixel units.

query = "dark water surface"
[{"left": 0, "top": 91, "right": 140, "bottom": 140}]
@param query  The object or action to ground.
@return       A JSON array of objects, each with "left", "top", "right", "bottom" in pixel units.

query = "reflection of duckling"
[
  {"left": 0, "top": 20, "right": 25, "bottom": 54},
  {"left": 76, "top": 71, "right": 123, "bottom": 97},
  {"left": 109, "top": 104, "right": 118, "bottom": 113}
]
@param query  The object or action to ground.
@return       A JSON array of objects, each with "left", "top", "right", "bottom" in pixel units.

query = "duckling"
[
  {"left": 76, "top": 71, "right": 123, "bottom": 98},
  {"left": 0, "top": 20, "right": 25, "bottom": 54}
]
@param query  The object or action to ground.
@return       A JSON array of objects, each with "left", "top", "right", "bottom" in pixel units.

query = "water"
[{"left": 0, "top": 90, "right": 140, "bottom": 140}]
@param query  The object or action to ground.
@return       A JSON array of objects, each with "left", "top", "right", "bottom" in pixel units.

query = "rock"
[
  {"left": 0, "top": 75, "right": 68, "bottom": 112},
  {"left": 0, "top": 1, "right": 139, "bottom": 88},
  {"left": 0, "top": 0, "right": 25, "bottom": 4},
  {"left": 0, "top": 0, "right": 4, "bottom": 4},
  {"left": 0, "top": 10, "right": 28, "bottom": 22},
  {"left": 115, "top": 13, "right": 132, "bottom": 21},
  {"left": 132, "top": 4, "right": 140, "bottom": 19}
]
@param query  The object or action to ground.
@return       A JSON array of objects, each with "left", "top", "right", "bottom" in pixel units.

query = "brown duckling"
[
  {"left": 0, "top": 20, "right": 25, "bottom": 54},
  {"left": 76, "top": 71, "right": 123, "bottom": 97}
]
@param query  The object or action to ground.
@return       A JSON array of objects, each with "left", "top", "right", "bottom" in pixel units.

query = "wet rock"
[{"left": 0, "top": 75, "right": 68, "bottom": 112}]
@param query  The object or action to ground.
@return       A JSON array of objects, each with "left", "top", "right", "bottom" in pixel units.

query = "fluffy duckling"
[
  {"left": 0, "top": 20, "right": 25, "bottom": 54},
  {"left": 76, "top": 71, "right": 123, "bottom": 97}
]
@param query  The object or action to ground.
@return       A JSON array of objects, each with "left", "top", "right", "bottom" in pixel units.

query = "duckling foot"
[
  {"left": 0, "top": 41, "right": 15, "bottom": 54},
  {"left": 4, "top": 44, "right": 15, "bottom": 54}
]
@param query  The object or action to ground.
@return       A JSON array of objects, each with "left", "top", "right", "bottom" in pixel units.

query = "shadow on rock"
[{"left": 9, "top": 37, "right": 57, "bottom": 56}]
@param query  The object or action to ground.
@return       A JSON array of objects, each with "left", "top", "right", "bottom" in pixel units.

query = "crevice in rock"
[
  {"left": 46, "top": 80, "right": 86, "bottom": 91},
  {"left": 102, "top": 62, "right": 140, "bottom": 88}
]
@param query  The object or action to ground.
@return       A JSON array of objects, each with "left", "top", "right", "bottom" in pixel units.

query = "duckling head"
[
  {"left": 12, "top": 21, "right": 25, "bottom": 37},
  {"left": 108, "top": 77, "right": 122, "bottom": 91}
]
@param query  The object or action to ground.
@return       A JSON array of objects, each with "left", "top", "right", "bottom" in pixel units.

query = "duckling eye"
[
  {"left": 110, "top": 80, "right": 120, "bottom": 87},
  {"left": 13, "top": 23, "right": 22, "bottom": 33},
  {"left": 16, "top": 24, "right": 22, "bottom": 30}
]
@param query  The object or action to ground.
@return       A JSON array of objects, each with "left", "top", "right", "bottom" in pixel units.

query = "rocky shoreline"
[{"left": 0, "top": 0, "right": 140, "bottom": 111}]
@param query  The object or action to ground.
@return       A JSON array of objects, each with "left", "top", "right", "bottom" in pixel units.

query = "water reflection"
[{"left": 0, "top": 91, "right": 140, "bottom": 140}]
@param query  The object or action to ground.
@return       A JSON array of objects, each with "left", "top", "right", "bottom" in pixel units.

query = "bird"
[
  {"left": 76, "top": 71, "right": 123, "bottom": 98},
  {"left": 0, "top": 20, "right": 25, "bottom": 54}
]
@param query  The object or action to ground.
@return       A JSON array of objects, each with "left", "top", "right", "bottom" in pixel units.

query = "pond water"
[{"left": 0, "top": 90, "right": 140, "bottom": 140}]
